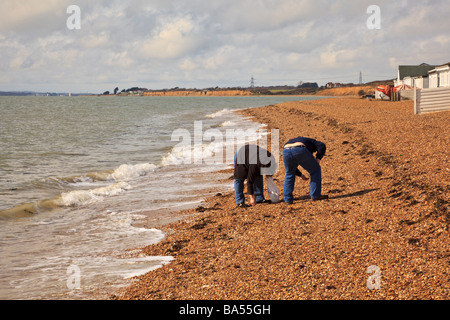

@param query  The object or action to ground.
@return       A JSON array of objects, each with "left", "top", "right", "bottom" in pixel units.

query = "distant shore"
[
  {"left": 116, "top": 97, "right": 449, "bottom": 300},
  {"left": 142, "top": 89, "right": 252, "bottom": 96}
]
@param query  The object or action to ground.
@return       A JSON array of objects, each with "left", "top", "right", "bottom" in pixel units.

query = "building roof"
[
  {"left": 398, "top": 63, "right": 437, "bottom": 79},
  {"left": 436, "top": 62, "right": 450, "bottom": 68},
  {"left": 428, "top": 62, "right": 450, "bottom": 74}
]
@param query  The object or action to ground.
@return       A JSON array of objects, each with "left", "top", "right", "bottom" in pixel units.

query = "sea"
[{"left": 0, "top": 95, "right": 322, "bottom": 300}]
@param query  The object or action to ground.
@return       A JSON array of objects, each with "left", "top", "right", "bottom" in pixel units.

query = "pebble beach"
[{"left": 116, "top": 97, "right": 449, "bottom": 300}]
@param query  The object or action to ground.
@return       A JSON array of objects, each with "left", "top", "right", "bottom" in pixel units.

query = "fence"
[
  {"left": 414, "top": 85, "right": 450, "bottom": 114},
  {"left": 391, "top": 90, "right": 414, "bottom": 101}
]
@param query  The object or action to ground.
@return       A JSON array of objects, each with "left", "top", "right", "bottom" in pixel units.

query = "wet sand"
[{"left": 116, "top": 97, "right": 449, "bottom": 300}]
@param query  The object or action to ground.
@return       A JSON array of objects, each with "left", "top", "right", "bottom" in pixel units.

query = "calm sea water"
[{"left": 0, "top": 95, "right": 322, "bottom": 299}]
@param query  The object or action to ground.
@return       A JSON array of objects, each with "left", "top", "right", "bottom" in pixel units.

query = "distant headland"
[{"left": 100, "top": 80, "right": 394, "bottom": 97}]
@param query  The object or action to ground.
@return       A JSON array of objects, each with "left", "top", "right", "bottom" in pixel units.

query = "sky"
[{"left": 0, "top": 0, "right": 449, "bottom": 93}]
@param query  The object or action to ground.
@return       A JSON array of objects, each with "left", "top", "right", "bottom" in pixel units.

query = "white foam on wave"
[
  {"left": 56, "top": 163, "right": 158, "bottom": 185},
  {"left": 161, "top": 137, "right": 234, "bottom": 167},
  {"left": 160, "top": 143, "right": 192, "bottom": 166},
  {"left": 161, "top": 118, "right": 268, "bottom": 167},
  {"left": 205, "top": 108, "right": 232, "bottom": 118},
  {"left": 58, "top": 182, "right": 131, "bottom": 207},
  {"left": 54, "top": 163, "right": 158, "bottom": 208},
  {"left": 111, "top": 163, "right": 158, "bottom": 181},
  {"left": 220, "top": 120, "right": 236, "bottom": 127}
]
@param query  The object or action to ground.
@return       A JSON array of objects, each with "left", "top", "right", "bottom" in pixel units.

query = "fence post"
[{"left": 414, "top": 83, "right": 420, "bottom": 114}]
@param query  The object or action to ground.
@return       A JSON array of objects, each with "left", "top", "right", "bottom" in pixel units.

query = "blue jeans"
[
  {"left": 283, "top": 147, "right": 322, "bottom": 202},
  {"left": 234, "top": 176, "right": 265, "bottom": 205}
]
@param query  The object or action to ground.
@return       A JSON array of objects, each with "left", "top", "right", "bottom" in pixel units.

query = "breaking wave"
[
  {"left": 55, "top": 163, "right": 158, "bottom": 184},
  {"left": 205, "top": 108, "right": 232, "bottom": 118},
  {"left": 0, "top": 163, "right": 158, "bottom": 220}
]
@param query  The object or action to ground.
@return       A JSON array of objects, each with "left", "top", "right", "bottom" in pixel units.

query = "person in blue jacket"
[{"left": 282, "top": 136, "right": 328, "bottom": 203}]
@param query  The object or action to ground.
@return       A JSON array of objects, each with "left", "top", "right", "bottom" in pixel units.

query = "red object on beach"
[{"left": 376, "top": 85, "right": 393, "bottom": 97}]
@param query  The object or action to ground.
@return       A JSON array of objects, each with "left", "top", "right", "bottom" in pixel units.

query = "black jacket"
[{"left": 234, "top": 145, "right": 276, "bottom": 195}]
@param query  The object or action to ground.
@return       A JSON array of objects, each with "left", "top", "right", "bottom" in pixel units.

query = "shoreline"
[{"left": 116, "top": 97, "right": 449, "bottom": 300}]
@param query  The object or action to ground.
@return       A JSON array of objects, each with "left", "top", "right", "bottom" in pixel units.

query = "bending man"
[
  {"left": 234, "top": 144, "right": 277, "bottom": 207},
  {"left": 282, "top": 136, "right": 327, "bottom": 203}
]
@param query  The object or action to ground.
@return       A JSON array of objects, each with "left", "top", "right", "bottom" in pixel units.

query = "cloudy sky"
[{"left": 0, "top": 0, "right": 449, "bottom": 93}]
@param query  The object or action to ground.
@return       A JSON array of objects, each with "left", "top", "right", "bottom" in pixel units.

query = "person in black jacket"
[
  {"left": 282, "top": 137, "right": 327, "bottom": 203},
  {"left": 234, "top": 144, "right": 277, "bottom": 207}
]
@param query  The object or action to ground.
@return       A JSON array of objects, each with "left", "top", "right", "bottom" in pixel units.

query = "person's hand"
[{"left": 249, "top": 195, "right": 256, "bottom": 206}]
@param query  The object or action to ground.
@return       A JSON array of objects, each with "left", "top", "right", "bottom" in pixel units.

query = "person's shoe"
[
  {"left": 256, "top": 199, "right": 271, "bottom": 204},
  {"left": 312, "top": 195, "right": 329, "bottom": 201},
  {"left": 237, "top": 203, "right": 249, "bottom": 208},
  {"left": 284, "top": 200, "right": 294, "bottom": 205}
]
